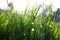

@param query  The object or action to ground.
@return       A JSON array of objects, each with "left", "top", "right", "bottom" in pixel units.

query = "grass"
[{"left": 0, "top": 5, "right": 60, "bottom": 40}]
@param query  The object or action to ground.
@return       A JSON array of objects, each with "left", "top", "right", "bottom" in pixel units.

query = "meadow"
[{"left": 0, "top": 4, "right": 60, "bottom": 40}]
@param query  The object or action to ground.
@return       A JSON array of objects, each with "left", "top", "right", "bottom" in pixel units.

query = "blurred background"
[
  {"left": 0, "top": 0, "right": 60, "bottom": 11},
  {"left": 0, "top": 0, "right": 60, "bottom": 40}
]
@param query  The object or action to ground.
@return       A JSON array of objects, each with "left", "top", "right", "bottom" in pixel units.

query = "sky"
[{"left": 0, "top": 0, "right": 60, "bottom": 11}]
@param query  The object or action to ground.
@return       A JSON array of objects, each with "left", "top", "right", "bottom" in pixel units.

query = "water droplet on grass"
[{"left": 31, "top": 28, "right": 34, "bottom": 31}]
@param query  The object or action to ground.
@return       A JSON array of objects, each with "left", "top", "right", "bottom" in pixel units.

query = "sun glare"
[
  {"left": 0, "top": 0, "right": 8, "bottom": 10},
  {"left": 0, "top": 0, "right": 60, "bottom": 11}
]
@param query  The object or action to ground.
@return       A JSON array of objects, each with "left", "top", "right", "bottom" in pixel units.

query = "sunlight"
[
  {"left": 0, "top": 0, "right": 8, "bottom": 10},
  {"left": 0, "top": 0, "right": 60, "bottom": 11},
  {"left": 13, "top": 0, "right": 27, "bottom": 11}
]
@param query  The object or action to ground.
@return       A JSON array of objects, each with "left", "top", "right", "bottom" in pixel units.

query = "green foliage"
[{"left": 0, "top": 5, "right": 60, "bottom": 40}]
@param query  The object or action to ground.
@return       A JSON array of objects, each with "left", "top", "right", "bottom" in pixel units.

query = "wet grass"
[{"left": 0, "top": 5, "right": 60, "bottom": 40}]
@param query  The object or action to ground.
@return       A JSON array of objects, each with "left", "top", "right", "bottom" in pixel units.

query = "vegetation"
[{"left": 0, "top": 4, "right": 60, "bottom": 40}]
